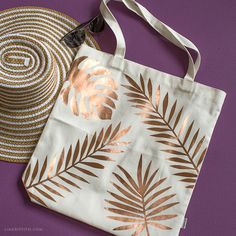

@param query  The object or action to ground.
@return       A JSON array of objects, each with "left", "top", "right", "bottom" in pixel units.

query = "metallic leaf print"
[
  {"left": 23, "top": 163, "right": 31, "bottom": 186},
  {"left": 47, "top": 157, "right": 57, "bottom": 178},
  {"left": 105, "top": 155, "right": 179, "bottom": 236},
  {"left": 23, "top": 123, "right": 131, "bottom": 206},
  {"left": 42, "top": 183, "right": 63, "bottom": 197},
  {"left": 29, "top": 160, "right": 38, "bottom": 186},
  {"left": 60, "top": 56, "right": 118, "bottom": 120},
  {"left": 49, "top": 179, "right": 71, "bottom": 193},
  {"left": 178, "top": 115, "right": 190, "bottom": 137},
  {"left": 27, "top": 191, "right": 47, "bottom": 207},
  {"left": 39, "top": 157, "right": 48, "bottom": 181},
  {"left": 122, "top": 74, "right": 208, "bottom": 189}
]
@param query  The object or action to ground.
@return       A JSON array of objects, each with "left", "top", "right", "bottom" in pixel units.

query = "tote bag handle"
[{"left": 99, "top": 0, "right": 201, "bottom": 81}]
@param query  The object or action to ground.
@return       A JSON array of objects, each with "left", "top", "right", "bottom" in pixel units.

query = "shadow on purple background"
[{"left": 0, "top": 0, "right": 235, "bottom": 235}]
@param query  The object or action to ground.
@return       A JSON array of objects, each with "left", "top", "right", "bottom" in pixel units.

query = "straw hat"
[{"left": 0, "top": 7, "right": 100, "bottom": 163}]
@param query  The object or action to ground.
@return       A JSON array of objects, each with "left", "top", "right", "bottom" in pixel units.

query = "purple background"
[{"left": 0, "top": 0, "right": 235, "bottom": 235}]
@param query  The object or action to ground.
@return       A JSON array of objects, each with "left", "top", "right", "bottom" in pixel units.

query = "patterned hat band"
[{"left": 0, "top": 7, "right": 100, "bottom": 163}]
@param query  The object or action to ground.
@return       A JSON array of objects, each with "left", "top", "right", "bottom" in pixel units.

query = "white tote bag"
[{"left": 22, "top": 0, "right": 226, "bottom": 235}]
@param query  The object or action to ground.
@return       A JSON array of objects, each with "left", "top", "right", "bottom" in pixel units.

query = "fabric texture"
[
  {"left": 22, "top": 1, "right": 226, "bottom": 235},
  {"left": 0, "top": 6, "right": 99, "bottom": 163}
]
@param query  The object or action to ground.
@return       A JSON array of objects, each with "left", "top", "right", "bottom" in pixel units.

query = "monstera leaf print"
[
  {"left": 105, "top": 155, "right": 179, "bottom": 236},
  {"left": 122, "top": 74, "right": 207, "bottom": 189},
  {"left": 23, "top": 123, "right": 131, "bottom": 207},
  {"left": 60, "top": 56, "right": 118, "bottom": 120}
]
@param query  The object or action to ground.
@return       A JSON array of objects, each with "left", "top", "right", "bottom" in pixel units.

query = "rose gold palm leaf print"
[
  {"left": 60, "top": 56, "right": 118, "bottom": 120},
  {"left": 105, "top": 155, "right": 179, "bottom": 236},
  {"left": 23, "top": 123, "right": 131, "bottom": 207},
  {"left": 122, "top": 74, "right": 207, "bottom": 189}
]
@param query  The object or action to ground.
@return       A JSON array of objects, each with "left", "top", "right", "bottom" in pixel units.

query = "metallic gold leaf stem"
[
  {"left": 26, "top": 139, "right": 111, "bottom": 190},
  {"left": 159, "top": 117, "right": 199, "bottom": 174},
  {"left": 141, "top": 90, "right": 199, "bottom": 174},
  {"left": 81, "top": 140, "right": 109, "bottom": 161},
  {"left": 141, "top": 192, "right": 150, "bottom": 236},
  {"left": 106, "top": 155, "right": 178, "bottom": 234}
]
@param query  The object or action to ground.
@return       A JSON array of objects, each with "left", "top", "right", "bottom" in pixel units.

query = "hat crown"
[{"left": 0, "top": 34, "right": 58, "bottom": 110}]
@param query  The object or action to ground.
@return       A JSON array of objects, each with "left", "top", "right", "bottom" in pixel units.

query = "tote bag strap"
[{"left": 100, "top": 0, "right": 201, "bottom": 81}]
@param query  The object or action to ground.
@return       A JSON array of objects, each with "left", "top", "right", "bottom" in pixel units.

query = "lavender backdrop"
[{"left": 0, "top": 0, "right": 235, "bottom": 235}]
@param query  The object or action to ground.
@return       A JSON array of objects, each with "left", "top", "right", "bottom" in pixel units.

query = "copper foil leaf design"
[
  {"left": 105, "top": 155, "right": 179, "bottom": 236},
  {"left": 23, "top": 123, "right": 131, "bottom": 207},
  {"left": 122, "top": 74, "right": 207, "bottom": 189},
  {"left": 60, "top": 56, "right": 118, "bottom": 120}
]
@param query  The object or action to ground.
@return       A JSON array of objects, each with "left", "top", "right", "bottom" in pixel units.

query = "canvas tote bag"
[{"left": 22, "top": 0, "right": 226, "bottom": 235}]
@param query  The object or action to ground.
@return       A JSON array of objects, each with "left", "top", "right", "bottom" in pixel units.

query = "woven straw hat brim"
[{"left": 0, "top": 6, "right": 100, "bottom": 163}]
